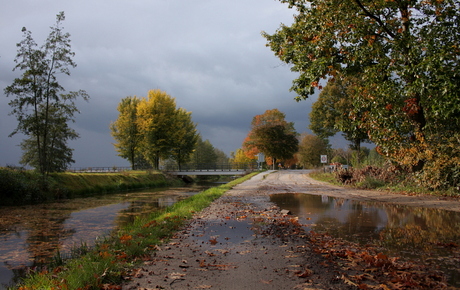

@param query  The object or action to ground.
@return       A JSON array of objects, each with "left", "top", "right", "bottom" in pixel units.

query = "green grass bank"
[
  {"left": 0, "top": 167, "right": 183, "bottom": 206},
  {"left": 13, "top": 171, "right": 260, "bottom": 290}
]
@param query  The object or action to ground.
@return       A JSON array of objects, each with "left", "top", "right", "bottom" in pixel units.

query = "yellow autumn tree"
[
  {"left": 110, "top": 96, "right": 143, "bottom": 169},
  {"left": 135, "top": 89, "right": 198, "bottom": 170}
]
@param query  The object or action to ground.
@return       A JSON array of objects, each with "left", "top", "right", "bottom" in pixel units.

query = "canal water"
[
  {"left": 270, "top": 193, "right": 460, "bottom": 287},
  {"left": 0, "top": 184, "right": 209, "bottom": 289}
]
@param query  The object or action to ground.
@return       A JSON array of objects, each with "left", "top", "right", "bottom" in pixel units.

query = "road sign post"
[
  {"left": 320, "top": 155, "right": 328, "bottom": 164},
  {"left": 257, "top": 153, "right": 265, "bottom": 170}
]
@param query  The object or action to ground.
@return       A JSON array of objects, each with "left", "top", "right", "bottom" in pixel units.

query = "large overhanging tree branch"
[{"left": 264, "top": 0, "right": 460, "bottom": 186}]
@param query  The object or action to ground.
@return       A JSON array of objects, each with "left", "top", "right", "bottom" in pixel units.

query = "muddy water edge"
[
  {"left": 270, "top": 192, "right": 460, "bottom": 287},
  {"left": 0, "top": 183, "right": 214, "bottom": 289}
]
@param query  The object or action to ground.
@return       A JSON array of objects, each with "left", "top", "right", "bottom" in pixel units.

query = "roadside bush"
[
  {"left": 335, "top": 169, "right": 353, "bottom": 184},
  {"left": 415, "top": 157, "right": 460, "bottom": 192},
  {"left": 334, "top": 162, "right": 404, "bottom": 189}
]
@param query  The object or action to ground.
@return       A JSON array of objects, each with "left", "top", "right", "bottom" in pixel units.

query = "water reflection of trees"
[
  {"left": 270, "top": 193, "right": 460, "bottom": 255},
  {"left": 270, "top": 193, "right": 387, "bottom": 242},
  {"left": 378, "top": 206, "right": 460, "bottom": 253},
  {"left": 270, "top": 192, "right": 460, "bottom": 285}
]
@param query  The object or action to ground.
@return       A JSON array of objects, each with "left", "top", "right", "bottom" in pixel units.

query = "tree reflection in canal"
[
  {"left": 270, "top": 193, "right": 460, "bottom": 286},
  {"left": 0, "top": 186, "right": 205, "bottom": 289}
]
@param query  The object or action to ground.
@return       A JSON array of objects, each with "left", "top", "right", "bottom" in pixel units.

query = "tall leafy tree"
[
  {"left": 136, "top": 89, "right": 194, "bottom": 170},
  {"left": 244, "top": 109, "right": 298, "bottom": 167},
  {"left": 20, "top": 105, "right": 79, "bottom": 172},
  {"left": 298, "top": 134, "right": 329, "bottom": 169},
  {"left": 190, "top": 136, "right": 218, "bottom": 168},
  {"left": 264, "top": 0, "right": 460, "bottom": 187},
  {"left": 4, "top": 12, "right": 89, "bottom": 174},
  {"left": 169, "top": 108, "right": 199, "bottom": 170},
  {"left": 112, "top": 90, "right": 198, "bottom": 170},
  {"left": 110, "top": 96, "right": 142, "bottom": 169},
  {"left": 214, "top": 148, "right": 230, "bottom": 166},
  {"left": 242, "top": 135, "right": 260, "bottom": 161},
  {"left": 309, "top": 76, "right": 370, "bottom": 164},
  {"left": 231, "top": 148, "right": 253, "bottom": 165}
]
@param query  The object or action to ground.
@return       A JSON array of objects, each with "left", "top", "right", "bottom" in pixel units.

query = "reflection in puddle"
[
  {"left": 270, "top": 193, "right": 460, "bottom": 287},
  {"left": 0, "top": 186, "right": 205, "bottom": 289}
]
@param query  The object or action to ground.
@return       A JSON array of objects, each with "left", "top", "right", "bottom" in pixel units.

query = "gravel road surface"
[{"left": 122, "top": 170, "right": 459, "bottom": 290}]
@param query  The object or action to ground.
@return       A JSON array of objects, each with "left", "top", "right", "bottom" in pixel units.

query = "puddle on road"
[
  {"left": 190, "top": 219, "right": 255, "bottom": 248},
  {"left": 270, "top": 192, "right": 460, "bottom": 287}
]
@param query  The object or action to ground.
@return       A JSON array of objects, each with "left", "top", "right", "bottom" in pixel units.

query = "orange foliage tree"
[{"left": 243, "top": 109, "right": 298, "bottom": 168}]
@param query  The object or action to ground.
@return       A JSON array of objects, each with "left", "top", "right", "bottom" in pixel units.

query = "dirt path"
[
  {"left": 261, "top": 170, "right": 460, "bottom": 212},
  {"left": 122, "top": 170, "right": 460, "bottom": 290}
]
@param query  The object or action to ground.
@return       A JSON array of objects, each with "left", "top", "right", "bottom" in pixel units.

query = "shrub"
[
  {"left": 335, "top": 169, "right": 354, "bottom": 184},
  {"left": 334, "top": 162, "right": 404, "bottom": 189},
  {"left": 0, "top": 167, "right": 47, "bottom": 205}
]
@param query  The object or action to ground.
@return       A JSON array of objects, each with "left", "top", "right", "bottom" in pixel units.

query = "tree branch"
[{"left": 353, "top": 0, "right": 397, "bottom": 39}]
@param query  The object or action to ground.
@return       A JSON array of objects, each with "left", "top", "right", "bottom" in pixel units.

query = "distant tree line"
[
  {"left": 230, "top": 107, "right": 383, "bottom": 171},
  {"left": 110, "top": 89, "right": 231, "bottom": 171}
]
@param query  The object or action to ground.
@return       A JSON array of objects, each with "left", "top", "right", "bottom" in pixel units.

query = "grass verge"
[
  {"left": 308, "top": 169, "right": 459, "bottom": 197},
  {"left": 0, "top": 168, "right": 182, "bottom": 205},
  {"left": 14, "top": 171, "right": 261, "bottom": 290},
  {"left": 308, "top": 170, "right": 342, "bottom": 186}
]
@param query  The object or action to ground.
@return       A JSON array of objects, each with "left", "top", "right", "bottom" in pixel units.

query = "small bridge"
[{"left": 164, "top": 162, "right": 259, "bottom": 176}]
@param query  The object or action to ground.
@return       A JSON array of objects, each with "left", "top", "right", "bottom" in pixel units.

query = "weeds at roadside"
[
  {"left": 310, "top": 163, "right": 460, "bottom": 196},
  {"left": 308, "top": 170, "right": 341, "bottom": 185}
]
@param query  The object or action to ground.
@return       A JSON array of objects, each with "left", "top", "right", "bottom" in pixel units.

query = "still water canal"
[
  {"left": 0, "top": 184, "right": 210, "bottom": 289},
  {"left": 270, "top": 193, "right": 460, "bottom": 287}
]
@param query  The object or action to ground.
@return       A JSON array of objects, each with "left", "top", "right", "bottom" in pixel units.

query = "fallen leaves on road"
[
  {"left": 194, "top": 285, "right": 212, "bottom": 289},
  {"left": 264, "top": 216, "right": 452, "bottom": 289},
  {"left": 295, "top": 268, "right": 313, "bottom": 278}
]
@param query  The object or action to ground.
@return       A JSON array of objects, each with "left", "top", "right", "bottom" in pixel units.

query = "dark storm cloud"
[{"left": 0, "top": 0, "right": 328, "bottom": 167}]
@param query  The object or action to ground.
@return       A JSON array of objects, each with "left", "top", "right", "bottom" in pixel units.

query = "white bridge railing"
[{"left": 164, "top": 162, "right": 258, "bottom": 175}]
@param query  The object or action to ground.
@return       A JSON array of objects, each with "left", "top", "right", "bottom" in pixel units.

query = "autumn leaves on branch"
[{"left": 264, "top": 0, "right": 460, "bottom": 188}]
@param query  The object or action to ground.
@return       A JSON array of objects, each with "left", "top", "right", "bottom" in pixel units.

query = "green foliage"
[
  {"left": 297, "top": 134, "right": 329, "bottom": 168},
  {"left": 0, "top": 168, "right": 180, "bottom": 206},
  {"left": 4, "top": 12, "right": 89, "bottom": 174},
  {"left": 110, "top": 96, "right": 143, "bottom": 170},
  {"left": 244, "top": 109, "right": 299, "bottom": 164},
  {"left": 190, "top": 136, "right": 218, "bottom": 167},
  {"left": 0, "top": 167, "right": 46, "bottom": 205},
  {"left": 214, "top": 147, "right": 230, "bottom": 165},
  {"left": 308, "top": 170, "right": 341, "bottom": 185},
  {"left": 361, "top": 148, "right": 385, "bottom": 167},
  {"left": 330, "top": 148, "right": 352, "bottom": 165},
  {"left": 169, "top": 108, "right": 199, "bottom": 169},
  {"left": 264, "top": 0, "right": 460, "bottom": 188},
  {"left": 310, "top": 76, "right": 370, "bottom": 150}
]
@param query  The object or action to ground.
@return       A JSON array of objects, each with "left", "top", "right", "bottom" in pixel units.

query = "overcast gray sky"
[{"left": 0, "top": 0, "right": 336, "bottom": 168}]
